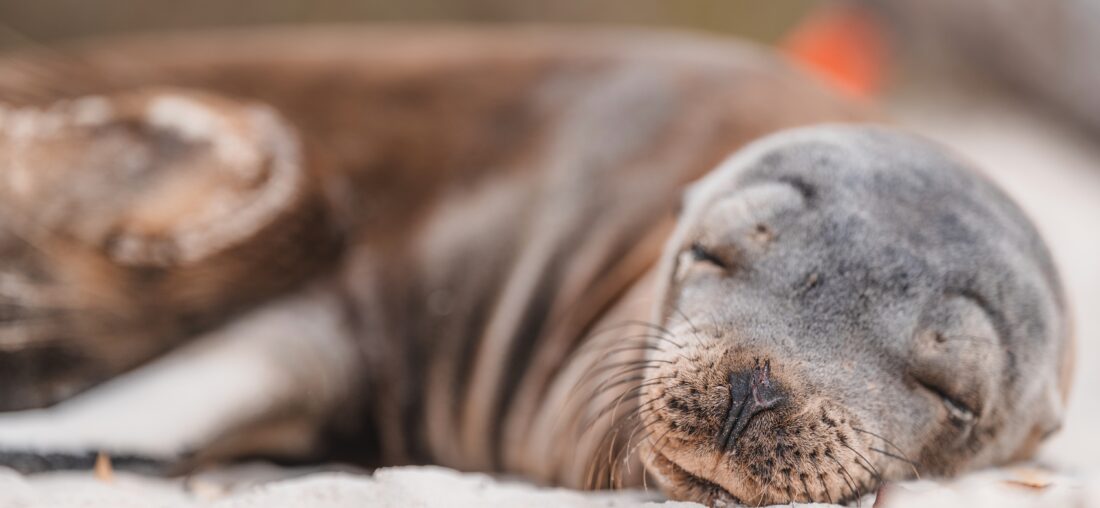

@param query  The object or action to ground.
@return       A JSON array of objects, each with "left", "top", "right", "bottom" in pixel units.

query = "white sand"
[{"left": 2, "top": 463, "right": 1095, "bottom": 508}]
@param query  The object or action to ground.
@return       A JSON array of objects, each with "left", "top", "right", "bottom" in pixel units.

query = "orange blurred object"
[{"left": 782, "top": 4, "right": 889, "bottom": 97}]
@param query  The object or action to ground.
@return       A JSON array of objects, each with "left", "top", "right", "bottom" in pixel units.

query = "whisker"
[
  {"left": 623, "top": 408, "right": 668, "bottom": 457},
  {"left": 585, "top": 369, "right": 666, "bottom": 402},
  {"left": 583, "top": 361, "right": 671, "bottom": 394},
  {"left": 753, "top": 475, "right": 773, "bottom": 506},
  {"left": 580, "top": 358, "right": 666, "bottom": 386},
  {"left": 808, "top": 459, "right": 834, "bottom": 505},
  {"left": 585, "top": 320, "right": 680, "bottom": 346},
  {"left": 642, "top": 426, "right": 675, "bottom": 473},
  {"left": 568, "top": 360, "right": 660, "bottom": 404},
  {"left": 552, "top": 361, "right": 662, "bottom": 447},
  {"left": 603, "top": 417, "right": 627, "bottom": 488},
  {"left": 580, "top": 379, "right": 669, "bottom": 431},
  {"left": 620, "top": 426, "right": 653, "bottom": 478},
  {"left": 799, "top": 473, "right": 814, "bottom": 503},
  {"left": 566, "top": 332, "right": 683, "bottom": 395},
  {"left": 852, "top": 427, "right": 921, "bottom": 479},
  {"left": 599, "top": 342, "right": 670, "bottom": 357},
  {"left": 842, "top": 442, "right": 881, "bottom": 482},
  {"left": 588, "top": 406, "right": 647, "bottom": 490},
  {"left": 868, "top": 447, "right": 921, "bottom": 479},
  {"left": 670, "top": 306, "right": 706, "bottom": 348},
  {"left": 826, "top": 452, "right": 860, "bottom": 507}
]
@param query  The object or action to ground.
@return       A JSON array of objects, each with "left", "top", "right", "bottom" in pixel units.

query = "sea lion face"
[{"left": 640, "top": 126, "right": 1069, "bottom": 505}]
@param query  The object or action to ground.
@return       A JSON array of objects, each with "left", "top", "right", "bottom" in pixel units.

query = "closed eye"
[
  {"left": 914, "top": 378, "right": 976, "bottom": 424},
  {"left": 690, "top": 242, "right": 731, "bottom": 270}
]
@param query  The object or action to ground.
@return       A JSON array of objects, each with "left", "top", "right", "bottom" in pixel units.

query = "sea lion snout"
[
  {"left": 719, "top": 360, "right": 785, "bottom": 451},
  {"left": 640, "top": 345, "right": 869, "bottom": 506}
]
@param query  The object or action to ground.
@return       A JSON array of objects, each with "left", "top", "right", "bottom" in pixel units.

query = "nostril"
[
  {"left": 717, "top": 360, "right": 785, "bottom": 451},
  {"left": 749, "top": 360, "right": 784, "bottom": 409}
]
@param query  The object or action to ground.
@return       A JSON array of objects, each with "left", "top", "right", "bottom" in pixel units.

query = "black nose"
[{"left": 718, "top": 359, "right": 785, "bottom": 451}]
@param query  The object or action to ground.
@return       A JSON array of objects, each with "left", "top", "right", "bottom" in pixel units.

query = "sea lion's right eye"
[
  {"left": 689, "top": 242, "right": 731, "bottom": 270},
  {"left": 674, "top": 241, "right": 734, "bottom": 281}
]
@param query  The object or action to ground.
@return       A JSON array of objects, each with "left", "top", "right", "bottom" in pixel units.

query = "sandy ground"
[
  {"left": 2, "top": 76, "right": 1098, "bottom": 508},
  {"left": 1, "top": 463, "right": 1095, "bottom": 507}
]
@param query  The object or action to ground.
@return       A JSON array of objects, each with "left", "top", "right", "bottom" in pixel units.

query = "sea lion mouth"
[
  {"left": 636, "top": 345, "right": 884, "bottom": 505},
  {"left": 648, "top": 448, "right": 743, "bottom": 506}
]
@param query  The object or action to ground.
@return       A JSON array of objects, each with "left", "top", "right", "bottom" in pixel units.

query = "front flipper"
[
  {"left": 0, "top": 287, "right": 360, "bottom": 473},
  {"left": 0, "top": 88, "right": 340, "bottom": 411}
]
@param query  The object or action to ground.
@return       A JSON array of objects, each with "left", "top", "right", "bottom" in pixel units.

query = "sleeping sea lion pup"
[{"left": 0, "top": 28, "right": 1070, "bottom": 508}]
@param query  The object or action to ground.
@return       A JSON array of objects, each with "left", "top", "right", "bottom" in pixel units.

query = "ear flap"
[{"left": 0, "top": 88, "right": 309, "bottom": 267}]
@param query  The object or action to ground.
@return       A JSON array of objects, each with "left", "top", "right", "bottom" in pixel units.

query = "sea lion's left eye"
[
  {"left": 914, "top": 376, "right": 977, "bottom": 425},
  {"left": 909, "top": 293, "right": 998, "bottom": 427}
]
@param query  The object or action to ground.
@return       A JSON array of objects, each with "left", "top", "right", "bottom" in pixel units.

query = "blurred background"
[
  {"left": 0, "top": 1, "right": 814, "bottom": 48},
  {"left": 3, "top": 0, "right": 1100, "bottom": 136},
  {"left": 1, "top": 0, "right": 1098, "bottom": 483}
]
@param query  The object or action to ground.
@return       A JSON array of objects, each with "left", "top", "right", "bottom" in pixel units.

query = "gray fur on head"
[{"left": 643, "top": 124, "right": 1068, "bottom": 505}]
